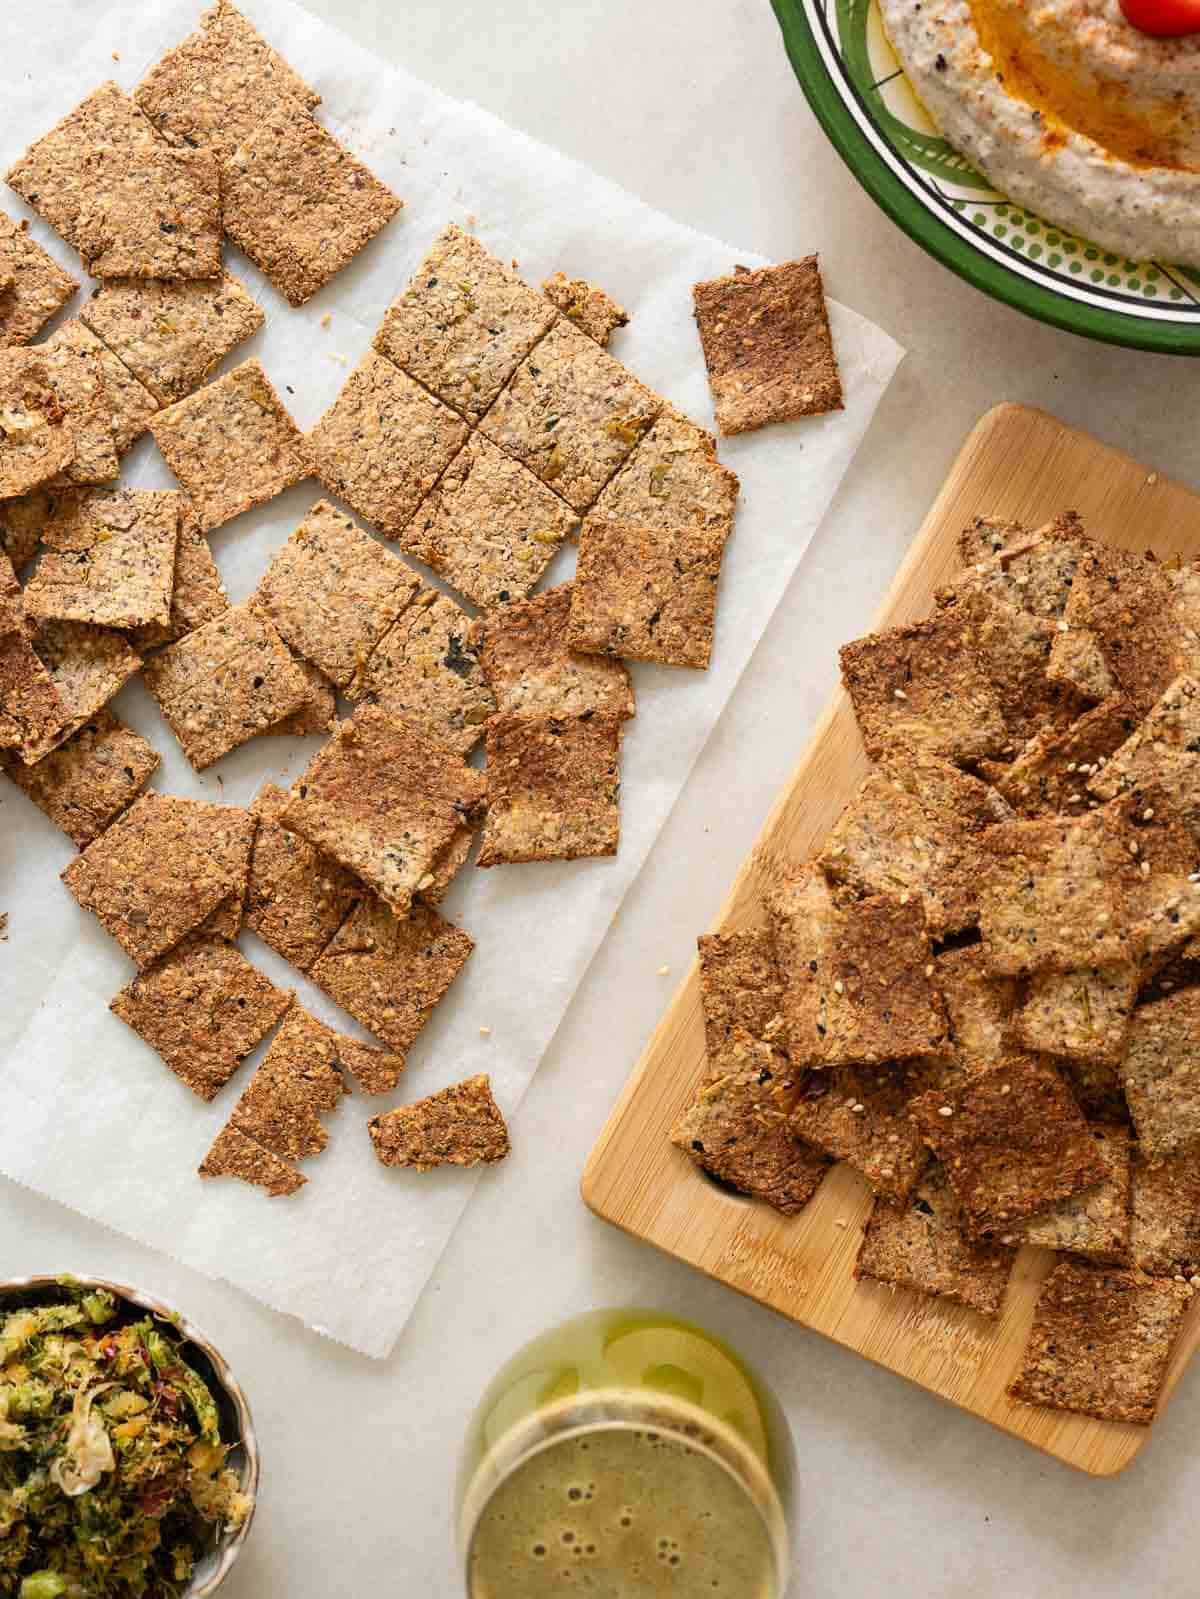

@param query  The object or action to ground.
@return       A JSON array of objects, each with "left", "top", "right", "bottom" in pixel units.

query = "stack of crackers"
[{"left": 672, "top": 512, "right": 1200, "bottom": 1428}]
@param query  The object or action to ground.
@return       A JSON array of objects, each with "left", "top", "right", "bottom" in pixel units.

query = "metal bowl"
[{"left": 0, "top": 1273, "right": 260, "bottom": 1598}]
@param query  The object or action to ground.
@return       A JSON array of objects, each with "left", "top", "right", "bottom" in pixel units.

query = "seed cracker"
[
  {"left": 995, "top": 695, "right": 1139, "bottom": 817},
  {"left": 1008, "top": 1260, "right": 1190, "bottom": 1424},
  {"left": 271, "top": 654, "right": 336, "bottom": 738},
  {"left": 956, "top": 515, "right": 1030, "bottom": 567},
  {"left": 228, "top": 1006, "right": 347, "bottom": 1162},
  {"left": 691, "top": 257, "right": 843, "bottom": 436},
  {"left": 1120, "top": 988, "right": 1200, "bottom": 1159},
  {"left": 1131, "top": 1149, "right": 1200, "bottom": 1279},
  {"left": 111, "top": 933, "right": 292, "bottom": 1100},
  {"left": 142, "top": 600, "right": 311, "bottom": 770},
  {"left": 75, "top": 144, "right": 222, "bottom": 281},
  {"left": 0, "top": 211, "right": 77, "bottom": 347},
  {"left": 1014, "top": 964, "right": 1139, "bottom": 1067},
  {"left": 281, "top": 704, "right": 486, "bottom": 916},
  {"left": 307, "top": 350, "right": 467, "bottom": 538},
  {"left": 670, "top": 1067, "right": 830, "bottom": 1215},
  {"left": 584, "top": 409, "right": 737, "bottom": 553},
  {"left": 347, "top": 588, "right": 495, "bottom": 758},
  {"left": 790, "top": 1060, "right": 942, "bottom": 1201},
  {"left": 221, "top": 99, "right": 401, "bottom": 307},
  {"left": 24, "top": 618, "right": 141, "bottom": 762},
  {"left": 23, "top": 488, "right": 178, "bottom": 630},
  {"left": 373, "top": 223, "right": 558, "bottom": 422},
  {"left": 401, "top": 433, "right": 577, "bottom": 610},
  {"left": 879, "top": 744, "right": 1013, "bottom": 828},
  {"left": 62, "top": 792, "right": 253, "bottom": 968},
  {"left": 148, "top": 359, "right": 309, "bottom": 533},
  {"left": 244, "top": 782, "right": 361, "bottom": 972},
  {"left": 0, "top": 605, "right": 68, "bottom": 761},
  {"left": 199, "top": 1123, "right": 304, "bottom": 1197},
  {"left": 972, "top": 591, "right": 1089, "bottom": 750},
  {"left": 937, "top": 514, "right": 1091, "bottom": 620},
  {"left": 1005, "top": 1124, "right": 1133, "bottom": 1262},
  {"left": 696, "top": 928, "right": 791, "bottom": 1083},
  {"left": 5, "top": 82, "right": 160, "bottom": 251},
  {"left": 367, "top": 1074, "right": 509, "bottom": 1172},
  {"left": 0, "top": 484, "right": 63, "bottom": 571},
  {"left": 42, "top": 319, "right": 159, "bottom": 456},
  {"left": 477, "top": 710, "right": 622, "bottom": 867},
  {"left": 253, "top": 499, "right": 420, "bottom": 689},
  {"left": 480, "top": 318, "right": 661, "bottom": 512},
  {"left": 79, "top": 272, "right": 265, "bottom": 406},
  {"left": 0, "top": 707, "right": 158, "bottom": 848},
  {"left": 471, "top": 583, "right": 635, "bottom": 720},
  {"left": 128, "top": 504, "right": 228, "bottom": 652},
  {"left": 854, "top": 1164, "right": 1015, "bottom": 1317},
  {"left": 1047, "top": 625, "right": 1116, "bottom": 703},
  {"left": 1089, "top": 675, "right": 1200, "bottom": 842},
  {"left": 909, "top": 1055, "right": 1108, "bottom": 1236},
  {"left": 29, "top": 331, "right": 123, "bottom": 487},
  {"left": 0, "top": 353, "right": 76, "bottom": 499},
  {"left": 541, "top": 271, "right": 629, "bottom": 347},
  {"left": 934, "top": 944, "right": 1016, "bottom": 1068},
  {"left": 567, "top": 519, "right": 728, "bottom": 670},
  {"left": 309, "top": 892, "right": 474, "bottom": 1057}
]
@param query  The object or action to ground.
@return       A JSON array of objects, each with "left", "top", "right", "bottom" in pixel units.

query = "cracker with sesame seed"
[
  {"left": 880, "top": 745, "right": 1013, "bottom": 828},
  {"left": 62, "top": 793, "right": 253, "bottom": 968},
  {"left": 24, "top": 618, "right": 141, "bottom": 762},
  {"left": 129, "top": 505, "right": 228, "bottom": 653},
  {"left": 1120, "top": 988, "right": 1200, "bottom": 1159},
  {"left": 42, "top": 319, "right": 159, "bottom": 456},
  {"left": 996, "top": 695, "right": 1139, "bottom": 817},
  {"left": 1008, "top": 1260, "right": 1190, "bottom": 1424},
  {"left": 0, "top": 353, "right": 76, "bottom": 498},
  {"left": 471, "top": 583, "right": 635, "bottom": 720},
  {"left": 0, "top": 211, "right": 77, "bottom": 347},
  {"left": 1047, "top": 626, "right": 1116, "bottom": 704},
  {"left": 244, "top": 782, "right": 362, "bottom": 973},
  {"left": 567, "top": 519, "right": 728, "bottom": 670},
  {"left": 1100, "top": 786, "right": 1200, "bottom": 961},
  {"left": 542, "top": 272, "right": 629, "bottom": 347},
  {"left": 75, "top": 144, "right": 222, "bottom": 282},
  {"left": 696, "top": 928, "right": 791, "bottom": 1084},
  {"left": 368, "top": 1073, "right": 509, "bottom": 1171},
  {"left": 970, "top": 591, "right": 1088, "bottom": 749},
  {"left": 281, "top": 704, "right": 486, "bottom": 916},
  {"left": 480, "top": 319, "right": 661, "bottom": 512},
  {"left": 228, "top": 1006, "right": 347, "bottom": 1162},
  {"left": 148, "top": 359, "right": 309, "bottom": 533},
  {"left": 308, "top": 350, "right": 467, "bottom": 538},
  {"left": 348, "top": 588, "right": 495, "bottom": 758},
  {"left": 254, "top": 500, "right": 420, "bottom": 690},
  {"left": 135, "top": 0, "right": 321, "bottom": 158},
  {"left": 854, "top": 1163, "right": 1015, "bottom": 1316},
  {"left": 1090, "top": 675, "right": 1200, "bottom": 842},
  {"left": 199, "top": 1124, "right": 304, "bottom": 1197},
  {"left": 142, "top": 600, "right": 311, "bottom": 770},
  {"left": 477, "top": 710, "right": 623, "bottom": 867},
  {"left": 111, "top": 933, "right": 292, "bottom": 1100},
  {"left": 692, "top": 257, "right": 842, "bottom": 435},
  {"left": 0, "top": 707, "right": 158, "bottom": 848},
  {"left": 23, "top": 488, "right": 179, "bottom": 630},
  {"left": 934, "top": 944, "right": 1016, "bottom": 1068},
  {"left": 309, "top": 892, "right": 474, "bottom": 1060},
  {"left": 909, "top": 1055, "right": 1107, "bottom": 1237},
  {"left": 584, "top": 407, "right": 738, "bottom": 545},
  {"left": 401, "top": 434, "right": 577, "bottom": 610},
  {"left": 80, "top": 272, "right": 265, "bottom": 406},
  {"left": 938, "top": 513, "right": 1091, "bottom": 620},
  {"left": 222, "top": 100, "right": 401, "bottom": 305},
  {"left": 1006, "top": 1124, "right": 1133, "bottom": 1262},
  {"left": 1131, "top": 1149, "right": 1200, "bottom": 1279},
  {"left": 374, "top": 223, "right": 558, "bottom": 422},
  {"left": 790, "top": 1059, "right": 942, "bottom": 1202},
  {"left": 1014, "top": 965, "right": 1139, "bottom": 1067},
  {"left": 670, "top": 1066, "right": 830, "bottom": 1215}
]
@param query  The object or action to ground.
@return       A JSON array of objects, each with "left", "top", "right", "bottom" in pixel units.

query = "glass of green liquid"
[{"left": 458, "top": 1309, "right": 793, "bottom": 1597}]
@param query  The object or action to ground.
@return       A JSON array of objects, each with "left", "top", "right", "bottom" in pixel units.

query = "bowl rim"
[
  {"left": 0, "top": 1271, "right": 260, "bottom": 1599},
  {"left": 770, "top": 0, "right": 1200, "bottom": 356}
]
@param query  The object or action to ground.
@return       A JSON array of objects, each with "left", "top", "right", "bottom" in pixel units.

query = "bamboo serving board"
[{"left": 581, "top": 402, "right": 1200, "bottom": 1477}]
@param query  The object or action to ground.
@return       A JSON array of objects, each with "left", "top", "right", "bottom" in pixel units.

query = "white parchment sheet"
[{"left": 0, "top": 0, "right": 903, "bottom": 1356}]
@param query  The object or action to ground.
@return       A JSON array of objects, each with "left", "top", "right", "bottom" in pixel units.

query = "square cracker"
[
  {"left": 692, "top": 257, "right": 843, "bottom": 435},
  {"left": 373, "top": 223, "right": 557, "bottom": 422},
  {"left": 199, "top": 1124, "right": 304, "bottom": 1197},
  {"left": 42, "top": 319, "right": 159, "bottom": 456},
  {"left": 477, "top": 711, "right": 623, "bottom": 867},
  {"left": 401, "top": 434, "right": 577, "bottom": 611},
  {"left": 696, "top": 928, "right": 791, "bottom": 1083},
  {"left": 63, "top": 793, "right": 254, "bottom": 969},
  {"left": 908, "top": 1055, "right": 1108, "bottom": 1236},
  {"left": 348, "top": 588, "right": 495, "bottom": 758},
  {"left": 670, "top": 1067, "right": 830, "bottom": 1215},
  {"left": 584, "top": 407, "right": 739, "bottom": 545},
  {"left": 1120, "top": 988, "right": 1200, "bottom": 1159},
  {"left": 148, "top": 359, "right": 309, "bottom": 533},
  {"left": 762, "top": 860, "right": 949, "bottom": 1069},
  {"left": 5, "top": 82, "right": 160, "bottom": 251},
  {"left": 80, "top": 272, "right": 265, "bottom": 406},
  {"left": 228, "top": 1006, "right": 347, "bottom": 1162},
  {"left": 934, "top": 944, "right": 1016, "bottom": 1068},
  {"left": 24, "top": 618, "right": 142, "bottom": 762},
  {"left": 568, "top": 519, "right": 728, "bottom": 670},
  {"left": 0, "top": 353, "right": 76, "bottom": 498},
  {"left": 307, "top": 350, "right": 467, "bottom": 538},
  {"left": 244, "top": 782, "right": 362, "bottom": 973},
  {"left": 75, "top": 144, "right": 222, "bottom": 281},
  {"left": 1013, "top": 965, "right": 1139, "bottom": 1067},
  {"left": 309, "top": 892, "right": 474, "bottom": 1057},
  {"left": 1008, "top": 1260, "right": 1191, "bottom": 1425},
  {"left": 368, "top": 1074, "right": 510, "bottom": 1171},
  {"left": 221, "top": 100, "right": 402, "bottom": 307},
  {"left": 30, "top": 330, "right": 121, "bottom": 487},
  {"left": 1006, "top": 1124, "right": 1133, "bottom": 1262},
  {"left": 142, "top": 601, "right": 311, "bottom": 770},
  {"left": 281, "top": 704, "right": 486, "bottom": 917},
  {"left": 854, "top": 1164, "right": 1015, "bottom": 1316},
  {"left": 541, "top": 272, "right": 629, "bottom": 347},
  {"left": 790, "top": 1060, "right": 942, "bottom": 1202},
  {"left": 480, "top": 319, "right": 661, "bottom": 512},
  {"left": 135, "top": 0, "right": 321, "bottom": 157},
  {"left": 0, "top": 707, "right": 158, "bottom": 848},
  {"left": 471, "top": 583, "right": 634, "bottom": 720},
  {"left": 0, "top": 211, "right": 77, "bottom": 347},
  {"left": 111, "top": 933, "right": 292, "bottom": 1100},
  {"left": 254, "top": 499, "right": 420, "bottom": 689},
  {"left": 23, "top": 488, "right": 179, "bottom": 630},
  {"left": 1131, "top": 1149, "right": 1200, "bottom": 1279},
  {"left": 1090, "top": 675, "right": 1200, "bottom": 841},
  {"left": 995, "top": 695, "right": 1139, "bottom": 818},
  {"left": 129, "top": 504, "right": 229, "bottom": 652}
]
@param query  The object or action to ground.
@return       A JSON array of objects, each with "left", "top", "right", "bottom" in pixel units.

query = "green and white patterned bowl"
[{"left": 772, "top": 0, "right": 1200, "bottom": 353}]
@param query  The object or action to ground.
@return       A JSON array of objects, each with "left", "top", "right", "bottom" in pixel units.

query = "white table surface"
[{"left": 6, "top": 3, "right": 1200, "bottom": 1595}]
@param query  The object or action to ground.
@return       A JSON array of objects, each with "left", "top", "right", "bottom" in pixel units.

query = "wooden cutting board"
[{"left": 581, "top": 402, "right": 1200, "bottom": 1477}]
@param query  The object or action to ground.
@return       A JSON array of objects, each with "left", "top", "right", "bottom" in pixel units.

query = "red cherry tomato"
[{"left": 1120, "top": 0, "right": 1200, "bottom": 36}]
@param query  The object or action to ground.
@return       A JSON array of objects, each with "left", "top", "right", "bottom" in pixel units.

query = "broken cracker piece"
[
  {"left": 1131, "top": 1148, "right": 1200, "bottom": 1279},
  {"left": 956, "top": 515, "right": 1030, "bottom": 567},
  {"left": 791, "top": 1060, "right": 941, "bottom": 1201},
  {"left": 541, "top": 271, "right": 629, "bottom": 347},
  {"left": 244, "top": 782, "right": 362, "bottom": 973},
  {"left": 1006, "top": 1124, "right": 1133, "bottom": 1263},
  {"left": 367, "top": 1073, "right": 509, "bottom": 1171},
  {"left": 199, "top": 1124, "right": 305, "bottom": 1197},
  {"left": 0, "top": 210, "right": 78, "bottom": 347},
  {"left": 477, "top": 710, "right": 623, "bottom": 867},
  {"left": 1090, "top": 675, "right": 1200, "bottom": 842},
  {"left": 24, "top": 618, "right": 141, "bottom": 763},
  {"left": 934, "top": 944, "right": 1016, "bottom": 1068},
  {"left": 696, "top": 927, "right": 791, "bottom": 1083},
  {"left": 996, "top": 695, "right": 1139, "bottom": 817},
  {"left": 0, "top": 707, "right": 157, "bottom": 848},
  {"left": 228, "top": 1006, "right": 347, "bottom": 1162},
  {"left": 271, "top": 653, "right": 336, "bottom": 738},
  {"left": 1120, "top": 987, "right": 1200, "bottom": 1159},
  {"left": 23, "top": 487, "right": 179, "bottom": 630},
  {"left": 128, "top": 504, "right": 228, "bottom": 652},
  {"left": 0, "top": 353, "right": 75, "bottom": 499},
  {"left": 471, "top": 583, "right": 634, "bottom": 720}
]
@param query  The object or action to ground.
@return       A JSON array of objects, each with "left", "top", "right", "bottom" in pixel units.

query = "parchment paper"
[{"left": 0, "top": 0, "right": 903, "bottom": 1357}]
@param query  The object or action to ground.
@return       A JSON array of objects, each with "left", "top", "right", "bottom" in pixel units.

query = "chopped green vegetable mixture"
[{"left": 0, "top": 1289, "right": 250, "bottom": 1599}]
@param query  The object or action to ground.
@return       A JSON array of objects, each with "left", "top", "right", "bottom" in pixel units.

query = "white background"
[{"left": 5, "top": 1, "right": 1200, "bottom": 1595}]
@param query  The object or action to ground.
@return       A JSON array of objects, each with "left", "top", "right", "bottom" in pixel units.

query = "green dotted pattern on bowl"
[{"left": 772, "top": 0, "right": 1200, "bottom": 353}]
